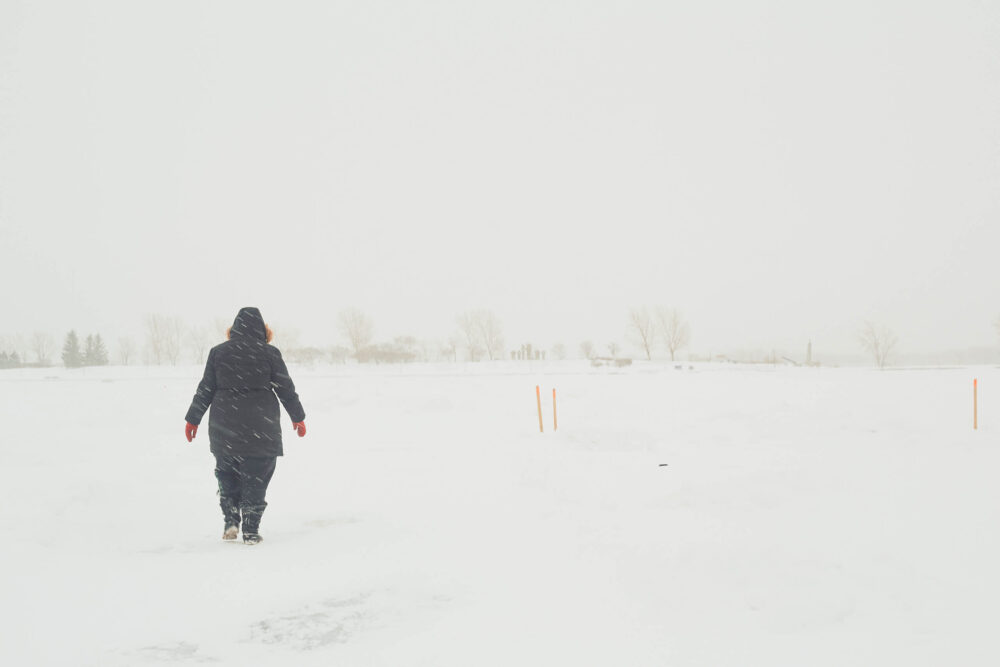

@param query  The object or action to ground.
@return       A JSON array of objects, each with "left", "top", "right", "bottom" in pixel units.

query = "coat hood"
[{"left": 229, "top": 307, "right": 268, "bottom": 342}]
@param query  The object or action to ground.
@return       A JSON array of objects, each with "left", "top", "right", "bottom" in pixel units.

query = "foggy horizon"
[
  {"left": 2, "top": 1, "right": 998, "bottom": 362},
  {"left": 4, "top": 6, "right": 1000, "bottom": 660}
]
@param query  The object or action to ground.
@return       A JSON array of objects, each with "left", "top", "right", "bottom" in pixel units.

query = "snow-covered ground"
[{"left": 2, "top": 361, "right": 998, "bottom": 666}]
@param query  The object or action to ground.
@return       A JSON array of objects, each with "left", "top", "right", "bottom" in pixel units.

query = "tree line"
[
  {"left": 5, "top": 309, "right": 995, "bottom": 370},
  {"left": 623, "top": 306, "right": 691, "bottom": 361},
  {"left": 0, "top": 308, "right": 578, "bottom": 368},
  {"left": 61, "top": 331, "right": 110, "bottom": 368}
]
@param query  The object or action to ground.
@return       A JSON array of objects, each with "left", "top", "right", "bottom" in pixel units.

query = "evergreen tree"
[
  {"left": 83, "top": 334, "right": 96, "bottom": 366},
  {"left": 91, "top": 334, "right": 109, "bottom": 366},
  {"left": 62, "top": 331, "right": 82, "bottom": 368},
  {"left": 0, "top": 351, "right": 23, "bottom": 369}
]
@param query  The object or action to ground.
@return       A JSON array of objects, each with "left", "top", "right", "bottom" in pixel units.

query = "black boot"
[
  {"left": 241, "top": 504, "right": 265, "bottom": 544},
  {"left": 220, "top": 496, "right": 240, "bottom": 540}
]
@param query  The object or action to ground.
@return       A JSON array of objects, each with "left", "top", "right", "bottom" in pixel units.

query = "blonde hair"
[{"left": 226, "top": 325, "right": 274, "bottom": 343}]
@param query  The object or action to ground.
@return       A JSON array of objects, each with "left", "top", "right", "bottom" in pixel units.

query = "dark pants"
[{"left": 214, "top": 455, "right": 277, "bottom": 534}]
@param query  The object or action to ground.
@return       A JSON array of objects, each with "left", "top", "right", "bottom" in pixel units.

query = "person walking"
[{"left": 184, "top": 307, "right": 306, "bottom": 544}]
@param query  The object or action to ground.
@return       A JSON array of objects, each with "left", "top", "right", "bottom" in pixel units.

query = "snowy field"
[{"left": 2, "top": 361, "right": 999, "bottom": 666}]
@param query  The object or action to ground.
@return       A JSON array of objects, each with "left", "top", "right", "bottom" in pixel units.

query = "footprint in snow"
[
  {"left": 251, "top": 594, "right": 372, "bottom": 650},
  {"left": 134, "top": 642, "right": 217, "bottom": 662}
]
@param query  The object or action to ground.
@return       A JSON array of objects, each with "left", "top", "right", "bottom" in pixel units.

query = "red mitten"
[
  {"left": 292, "top": 421, "right": 306, "bottom": 437},
  {"left": 185, "top": 422, "right": 198, "bottom": 442}
]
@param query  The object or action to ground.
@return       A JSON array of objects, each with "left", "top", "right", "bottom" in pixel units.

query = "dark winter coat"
[{"left": 185, "top": 307, "right": 305, "bottom": 458}]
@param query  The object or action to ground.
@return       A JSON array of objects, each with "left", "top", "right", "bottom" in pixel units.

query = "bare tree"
[
  {"left": 550, "top": 342, "right": 567, "bottom": 361},
  {"left": 144, "top": 315, "right": 166, "bottom": 364},
  {"left": 338, "top": 308, "right": 374, "bottom": 357},
  {"left": 163, "top": 319, "right": 183, "bottom": 365},
  {"left": 656, "top": 307, "right": 691, "bottom": 362},
  {"left": 455, "top": 310, "right": 504, "bottom": 361},
  {"left": 628, "top": 308, "right": 655, "bottom": 360},
  {"left": 117, "top": 337, "right": 135, "bottom": 366},
  {"left": 31, "top": 332, "right": 54, "bottom": 366},
  {"left": 186, "top": 325, "right": 215, "bottom": 364},
  {"left": 474, "top": 310, "right": 504, "bottom": 361},
  {"left": 607, "top": 342, "right": 620, "bottom": 358},
  {"left": 456, "top": 312, "right": 483, "bottom": 361},
  {"left": 579, "top": 340, "right": 596, "bottom": 360},
  {"left": 859, "top": 321, "right": 898, "bottom": 369},
  {"left": 145, "top": 315, "right": 184, "bottom": 365},
  {"left": 442, "top": 335, "right": 461, "bottom": 362}
]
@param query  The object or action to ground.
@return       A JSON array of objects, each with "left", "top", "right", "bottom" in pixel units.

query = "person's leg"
[
  {"left": 214, "top": 455, "right": 243, "bottom": 535},
  {"left": 238, "top": 456, "right": 277, "bottom": 541}
]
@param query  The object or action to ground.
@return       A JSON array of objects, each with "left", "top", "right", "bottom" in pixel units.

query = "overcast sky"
[{"left": 1, "top": 0, "right": 998, "bottom": 359}]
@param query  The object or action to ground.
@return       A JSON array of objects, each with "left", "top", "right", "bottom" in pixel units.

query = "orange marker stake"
[
  {"left": 553, "top": 388, "right": 558, "bottom": 432},
  {"left": 536, "top": 385, "right": 544, "bottom": 433},
  {"left": 974, "top": 378, "right": 978, "bottom": 430}
]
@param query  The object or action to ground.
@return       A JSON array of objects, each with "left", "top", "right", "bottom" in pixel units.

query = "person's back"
[
  {"left": 184, "top": 307, "right": 306, "bottom": 544},
  {"left": 213, "top": 337, "right": 272, "bottom": 390}
]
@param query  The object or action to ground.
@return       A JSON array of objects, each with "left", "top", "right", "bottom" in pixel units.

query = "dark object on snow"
[
  {"left": 591, "top": 357, "right": 632, "bottom": 368},
  {"left": 185, "top": 307, "right": 305, "bottom": 458},
  {"left": 658, "top": 464, "right": 669, "bottom": 467}
]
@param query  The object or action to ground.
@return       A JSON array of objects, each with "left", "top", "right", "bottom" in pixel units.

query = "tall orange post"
[
  {"left": 553, "top": 388, "right": 558, "bottom": 432},
  {"left": 536, "top": 385, "right": 544, "bottom": 433},
  {"left": 974, "top": 378, "right": 978, "bottom": 430}
]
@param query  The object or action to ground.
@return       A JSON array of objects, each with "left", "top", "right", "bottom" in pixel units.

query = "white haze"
[{"left": 1, "top": 0, "right": 998, "bottom": 360}]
